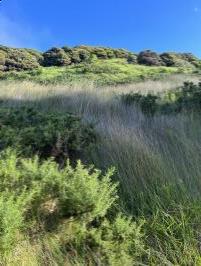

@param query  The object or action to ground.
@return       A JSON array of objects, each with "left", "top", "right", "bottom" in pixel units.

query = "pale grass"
[
  {"left": 0, "top": 74, "right": 199, "bottom": 102},
  {"left": 0, "top": 77, "right": 200, "bottom": 205},
  {"left": 0, "top": 76, "right": 201, "bottom": 264}
]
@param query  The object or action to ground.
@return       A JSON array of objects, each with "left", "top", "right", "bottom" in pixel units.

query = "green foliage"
[
  {"left": 121, "top": 81, "right": 201, "bottom": 115},
  {"left": 160, "top": 52, "right": 196, "bottom": 68},
  {"left": 145, "top": 206, "right": 201, "bottom": 265},
  {"left": 0, "top": 193, "right": 29, "bottom": 255},
  {"left": 42, "top": 46, "right": 136, "bottom": 67},
  {"left": 137, "top": 50, "right": 165, "bottom": 66},
  {"left": 76, "top": 48, "right": 91, "bottom": 62},
  {"left": 0, "top": 149, "right": 145, "bottom": 264},
  {"left": 93, "top": 47, "right": 108, "bottom": 59},
  {"left": 0, "top": 150, "right": 117, "bottom": 221},
  {"left": 173, "top": 81, "right": 201, "bottom": 112},
  {"left": 0, "top": 51, "right": 6, "bottom": 71},
  {"left": 0, "top": 107, "right": 96, "bottom": 162},
  {"left": 160, "top": 52, "right": 200, "bottom": 68},
  {"left": 0, "top": 45, "right": 200, "bottom": 74},
  {"left": 121, "top": 92, "right": 159, "bottom": 115},
  {"left": 43, "top": 47, "right": 71, "bottom": 66},
  {"left": 0, "top": 58, "right": 184, "bottom": 85},
  {"left": 62, "top": 214, "right": 145, "bottom": 265},
  {"left": 127, "top": 53, "right": 137, "bottom": 64},
  {"left": 0, "top": 45, "right": 41, "bottom": 71}
]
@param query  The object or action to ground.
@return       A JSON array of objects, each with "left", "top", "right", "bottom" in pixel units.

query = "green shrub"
[
  {"left": 106, "top": 49, "right": 116, "bottom": 59},
  {"left": 0, "top": 150, "right": 117, "bottom": 221},
  {"left": 121, "top": 92, "right": 159, "bottom": 116},
  {"left": 93, "top": 48, "right": 108, "bottom": 59},
  {"left": 77, "top": 48, "right": 91, "bottom": 62},
  {"left": 0, "top": 51, "right": 6, "bottom": 70},
  {"left": 174, "top": 81, "right": 201, "bottom": 112},
  {"left": 114, "top": 48, "right": 130, "bottom": 59},
  {"left": 160, "top": 52, "right": 199, "bottom": 68},
  {"left": 60, "top": 214, "right": 145, "bottom": 265},
  {"left": 43, "top": 47, "right": 71, "bottom": 66},
  {"left": 0, "top": 149, "right": 145, "bottom": 264},
  {"left": 70, "top": 49, "right": 82, "bottom": 64},
  {"left": 0, "top": 193, "right": 30, "bottom": 256},
  {"left": 127, "top": 53, "right": 137, "bottom": 64},
  {"left": 137, "top": 50, "right": 165, "bottom": 66},
  {"left": 160, "top": 52, "right": 179, "bottom": 67},
  {"left": 121, "top": 82, "right": 201, "bottom": 115},
  {"left": 0, "top": 45, "right": 41, "bottom": 71},
  {"left": 24, "top": 48, "right": 44, "bottom": 64},
  {"left": 0, "top": 107, "right": 96, "bottom": 162}
]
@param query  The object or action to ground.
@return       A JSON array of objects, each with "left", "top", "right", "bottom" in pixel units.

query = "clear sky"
[{"left": 0, "top": 0, "right": 201, "bottom": 56}]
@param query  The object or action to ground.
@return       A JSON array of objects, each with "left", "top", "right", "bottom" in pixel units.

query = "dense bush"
[
  {"left": 0, "top": 45, "right": 41, "bottom": 71},
  {"left": 121, "top": 92, "right": 159, "bottom": 115},
  {"left": 160, "top": 52, "right": 180, "bottom": 67},
  {"left": 174, "top": 81, "right": 201, "bottom": 112},
  {"left": 0, "top": 149, "right": 145, "bottom": 264},
  {"left": 178, "top": 53, "right": 200, "bottom": 67},
  {"left": 121, "top": 82, "right": 201, "bottom": 115},
  {"left": 160, "top": 52, "right": 197, "bottom": 68},
  {"left": 0, "top": 45, "right": 200, "bottom": 71},
  {"left": 43, "top": 46, "right": 135, "bottom": 66},
  {"left": 93, "top": 47, "right": 108, "bottom": 59},
  {"left": 43, "top": 47, "right": 71, "bottom": 66},
  {"left": 137, "top": 50, "right": 165, "bottom": 66},
  {"left": 0, "top": 107, "right": 96, "bottom": 163},
  {"left": 0, "top": 51, "right": 6, "bottom": 71},
  {"left": 127, "top": 53, "right": 138, "bottom": 64}
]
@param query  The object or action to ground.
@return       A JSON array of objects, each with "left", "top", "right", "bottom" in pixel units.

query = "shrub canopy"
[
  {"left": 0, "top": 107, "right": 96, "bottom": 163},
  {"left": 0, "top": 45, "right": 42, "bottom": 71}
]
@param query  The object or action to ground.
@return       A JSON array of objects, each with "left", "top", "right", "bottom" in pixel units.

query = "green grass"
[
  {"left": 0, "top": 79, "right": 201, "bottom": 264},
  {"left": 0, "top": 58, "right": 193, "bottom": 86}
]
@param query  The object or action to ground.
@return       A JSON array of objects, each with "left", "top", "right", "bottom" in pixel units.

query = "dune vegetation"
[
  {"left": 1, "top": 45, "right": 200, "bottom": 86},
  {"left": 0, "top": 72, "right": 200, "bottom": 265},
  {"left": 0, "top": 44, "right": 201, "bottom": 265}
]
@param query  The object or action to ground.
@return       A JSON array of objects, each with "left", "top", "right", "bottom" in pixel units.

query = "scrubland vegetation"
[
  {"left": 1, "top": 45, "right": 200, "bottom": 86},
  {"left": 0, "top": 45, "right": 201, "bottom": 265}
]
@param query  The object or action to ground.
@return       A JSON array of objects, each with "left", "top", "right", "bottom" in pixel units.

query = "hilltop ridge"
[{"left": 0, "top": 44, "right": 200, "bottom": 72}]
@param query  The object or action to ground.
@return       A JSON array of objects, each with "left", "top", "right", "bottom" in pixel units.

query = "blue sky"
[{"left": 0, "top": 0, "right": 201, "bottom": 56}]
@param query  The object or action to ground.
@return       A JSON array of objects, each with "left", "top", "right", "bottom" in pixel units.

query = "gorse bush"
[
  {"left": 0, "top": 107, "right": 96, "bottom": 163},
  {"left": 121, "top": 92, "right": 159, "bottom": 116},
  {"left": 43, "top": 47, "right": 72, "bottom": 67},
  {"left": 42, "top": 46, "right": 136, "bottom": 67},
  {"left": 174, "top": 81, "right": 201, "bottom": 112},
  {"left": 121, "top": 81, "right": 201, "bottom": 115},
  {"left": 137, "top": 50, "right": 165, "bottom": 66},
  {"left": 160, "top": 52, "right": 200, "bottom": 68},
  {"left": 1, "top": 45, "right": 199, "bottom": 72},
  {"left": 0, "top": 149, "right": 145, "bottom": 264},
  {"left": 0, "top": 45, "right": 42, "bottom": 71}
]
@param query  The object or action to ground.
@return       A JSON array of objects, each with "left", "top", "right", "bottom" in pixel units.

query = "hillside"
[
  {"left": 0, "top": 45, "right": 201, "bottom": 265},
  {"left": 0, "top": 45, "right": 200, "bottom": 85}
]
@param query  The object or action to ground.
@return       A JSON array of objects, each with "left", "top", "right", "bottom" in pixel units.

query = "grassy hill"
[
  {"left": 0, "top": 45, "right": 200, "bottom": 85},
  {"left": 0, "top": 45, "right": 201, "bottom": 265},
  {"left": 0, "top": 58, "right": 190, "bottom": 85}
]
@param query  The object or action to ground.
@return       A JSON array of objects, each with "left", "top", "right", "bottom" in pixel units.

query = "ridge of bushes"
[{"left": 0, "top": 44, "right": 200, "bottom": 72}]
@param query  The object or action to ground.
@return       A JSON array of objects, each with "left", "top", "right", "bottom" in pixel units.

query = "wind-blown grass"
[{"left": 0, "top": 77, "right": 201, "bottom": 264}]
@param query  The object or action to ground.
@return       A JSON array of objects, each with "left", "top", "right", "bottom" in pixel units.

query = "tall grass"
[{"left": 0, "top": 75, "right": 201, "bottom": 264}]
